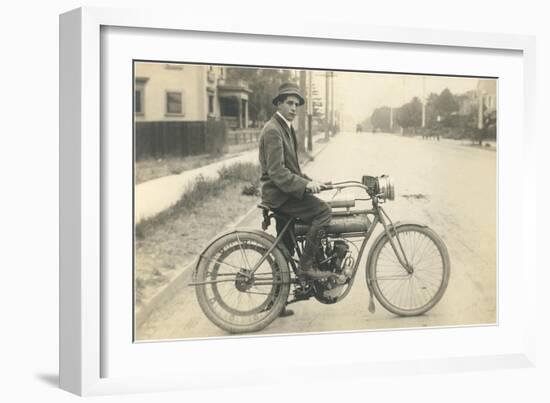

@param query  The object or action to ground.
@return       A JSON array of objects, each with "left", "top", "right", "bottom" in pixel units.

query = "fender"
[
  {"left": 365, "top": 221, "right": 429, "bottom": 288},
  {"left": 193, "top": 227, "right": 294, "bottom": 276}
]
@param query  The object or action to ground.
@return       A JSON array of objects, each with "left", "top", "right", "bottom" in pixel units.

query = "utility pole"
[
  {"left": 331, "top": 72, "right": 335, "bottom": 134},
  {"left": 478, "top": 90, "right": 485, "bottom": 130},
  {"left": 298, "top": 70, "right": 307, "bottom": 152},
  {"left": 325, "top": 71, "right": 329, "bottom": 141},
  {"left": 421, "top": 76, "right": 426, "bottom": 128},
  {"left": 307, "top": 70, "right": 313, "bottom": 151}
]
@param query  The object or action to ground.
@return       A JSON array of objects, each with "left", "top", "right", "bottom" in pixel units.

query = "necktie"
[{"left": 289, "top": 125, "right": 296, "bottom": 153}]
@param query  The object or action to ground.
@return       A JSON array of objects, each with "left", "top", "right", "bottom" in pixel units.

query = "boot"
[{"left": 298, "top": 228, "right": 334, "bottom": 280}]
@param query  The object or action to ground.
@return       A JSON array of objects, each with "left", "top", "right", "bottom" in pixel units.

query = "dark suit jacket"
[{"left": 259, "top": 114, "right": 310, "bottom": 208}]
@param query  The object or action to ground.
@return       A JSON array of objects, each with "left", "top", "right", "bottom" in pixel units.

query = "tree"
[
  {"left": 226, "top": 67, "right": 292, "bottom": 127},
  {"left": 359, "top": 116, "right": 373, "bottom": 132},
  {"left": 434, "top": 88, "right": 459, "bottom": 122},
  {"left": 371, "top": 107, "right": 391, "bottom": 132},
  {"left": 425, "top": 92, "right": 440, "bottom": 128},
  {"left": 471, "top": 105, "right": 497, "bottom": 145},
  {"left": 484, "top": 109, "right": 497, "bottom": 139},
  {"left": 396, "top": 97, "right": 422, "bottom": 130}
]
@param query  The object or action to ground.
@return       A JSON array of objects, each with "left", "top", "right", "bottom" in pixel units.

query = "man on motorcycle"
[{"left": 259, "top": 82, "right": 333, "bottom": 281}]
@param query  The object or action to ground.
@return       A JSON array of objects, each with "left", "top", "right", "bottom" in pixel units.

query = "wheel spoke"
[
  {"left": 371, "top": 227, "right": 449, "bottom": 315},
  {"left": 375, "top": 274, "right": 411, "bottom": 280},
  {"left": 236, "top": 232, "right": 252, "bottom": 270},
  {"left": 202, "top": 254, "right": 245, "bottom": 272},
  {"left": 195, "top": 234, "right": 291, "bottom": 332}
]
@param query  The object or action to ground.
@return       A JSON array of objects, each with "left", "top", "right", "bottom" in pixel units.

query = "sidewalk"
[
  {"left": 135, "top": 132, "right": 327, "bottom": 223},
  {"left": 135, "top": 132, "right": 332, "bottom": 328},
  {"left": 382, "top": 131, "right": 497, "bottom": 151},
  {"left": 135, "top": 149, "right": 258, "bottom": 223}
]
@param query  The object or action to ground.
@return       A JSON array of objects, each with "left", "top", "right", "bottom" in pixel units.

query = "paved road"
[{"left": 137, "top": 132, "right": 496, "bottom": 341}]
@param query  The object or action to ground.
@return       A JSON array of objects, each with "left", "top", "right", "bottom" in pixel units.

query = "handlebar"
[
  {"left": 324, "top": 181, "right": 370, "bottom": 191},
  {"left": 306, "top": 181, "right": 368, "bottom": 193},
  {"left": 305, "top": 177, "right": 394, "bottom": 202}
]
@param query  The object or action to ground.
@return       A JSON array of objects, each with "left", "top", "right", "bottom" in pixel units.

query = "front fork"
[
  {"left": 365, "top": 204, "right": 413, "bottom": 314},
  {"left": 377, "top": 205, "right": 413, "bottom": 274}
]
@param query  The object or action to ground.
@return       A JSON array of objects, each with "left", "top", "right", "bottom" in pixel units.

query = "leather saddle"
[{"left": 257, "top": 203, "right": 297, "bottom": 255}]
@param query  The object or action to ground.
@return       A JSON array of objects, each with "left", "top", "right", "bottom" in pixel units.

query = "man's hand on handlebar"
[
  {"left": 306, "top": 180, "right": 323, "bottom": 193},
  {"left": 306, "top": 180, "right": 333, "bottom": 193}
]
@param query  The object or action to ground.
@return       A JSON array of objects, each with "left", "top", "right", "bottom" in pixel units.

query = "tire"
[
  {"left": 195, "top": 232, "right": 291, "bottom": 333},
  {"left": 367, "top": 225, "right": 450, "bottom": 316}
]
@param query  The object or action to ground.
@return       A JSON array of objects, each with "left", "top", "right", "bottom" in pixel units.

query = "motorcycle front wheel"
[
  {"left": 367, "top": 224, "right": 450, "bottom": 317},
  {"left": 194, "top": 232, "right": 291, "bottom": 334}
]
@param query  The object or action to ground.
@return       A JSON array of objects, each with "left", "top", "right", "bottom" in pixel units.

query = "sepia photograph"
[{"left": 133, "top": 61, "right": 497, "bottom": 341}]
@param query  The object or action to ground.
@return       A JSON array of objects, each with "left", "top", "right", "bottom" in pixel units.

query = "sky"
[{"left": 311, "top": 71, "right": 481, "bottom": 128}]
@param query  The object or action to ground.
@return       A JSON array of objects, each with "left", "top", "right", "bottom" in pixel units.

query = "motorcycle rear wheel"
[{"left": 195, "top": 232, "right": 291, "bottom": 333}]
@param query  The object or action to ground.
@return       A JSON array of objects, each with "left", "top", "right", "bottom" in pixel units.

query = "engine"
[
  {"left": 323, "top": 240, "right": 350, "bottom": 272},
  {"left": 313, "top": 238, "right": 355, "bottom": 304}
]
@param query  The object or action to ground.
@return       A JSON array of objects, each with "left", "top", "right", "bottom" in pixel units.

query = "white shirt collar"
[{"left": 276, "top": 111, "right": 293, "bottom": 129}]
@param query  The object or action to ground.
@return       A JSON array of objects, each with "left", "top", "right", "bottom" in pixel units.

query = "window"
[
  {"left": 164, "top": 64, "right": 184, "bottom": 70},
  {"left": 166, "top": 92, "right": 183, "bottom": 114},
  {"left": 135, "top": 77, "right": 148, "bottom": 115},
  {"left": 135, "top": 89, "right": 143, "bottom": 114}
]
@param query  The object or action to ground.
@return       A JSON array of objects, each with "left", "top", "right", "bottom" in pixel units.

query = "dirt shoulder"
[
  {"left": 135, "top": 143, "right": 259, "bottom": 184},
  {"left": 134, "top": 139, "right": 326, "bottom": 315},
  {"left": 135, "top": 163, "right": 260, "bottom": 309}
]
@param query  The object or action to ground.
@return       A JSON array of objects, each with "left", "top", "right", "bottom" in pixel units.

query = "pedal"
[{"left": 293, "top": 282, "right": 313, "bottom": 301}]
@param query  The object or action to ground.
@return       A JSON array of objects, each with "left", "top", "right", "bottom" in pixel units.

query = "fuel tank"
[{"left": 295, "top": 212, "right": 372, "bottom": 236}]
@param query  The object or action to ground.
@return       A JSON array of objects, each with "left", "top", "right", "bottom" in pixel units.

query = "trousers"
[
  {"left": 275, "top": 194, "right": 331, "bottom": 266},
  {"left": 276, "top": 193, "right": 331, "bottom": 228}
]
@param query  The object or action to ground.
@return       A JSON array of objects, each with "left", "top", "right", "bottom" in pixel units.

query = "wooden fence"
[
  {"left": 226, "top": 128, "right": 261, "bottom": 145},
  {"left": 135, "top": 120, "right": 227, "bottom": 160}
]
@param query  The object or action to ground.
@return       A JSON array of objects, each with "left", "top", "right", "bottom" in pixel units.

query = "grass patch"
[
  {"left": 218, "top": 162, "right": 259, "bottom": 182},
  {"left": 135, "top": 142, "right": 263, "bottom": 185},
  {"left": 134, "top": 162, "right": 261, "bottom": 307},
  {"left": 136, "top": 153, "right": 231, "bottom": 184}
]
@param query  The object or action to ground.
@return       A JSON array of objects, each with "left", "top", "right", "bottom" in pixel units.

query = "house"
[
  {"left": 477, "top": 79, "right": 497, "bottom": 112},
  {"left": 133, "top": 62, "right": 252, "bottom": 159},
  {"left": 476, "top": 79, "right": 497, "bottom": 132},
  {"left": 457, "top": 90, "right": 478, "bottom": 116},
  {"left": 134, "top": 62, "right": 251, "bottom": 128}
]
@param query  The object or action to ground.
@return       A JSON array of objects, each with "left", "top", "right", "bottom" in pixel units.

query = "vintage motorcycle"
[{"left": 190, "top": 175, "right": 450, "bottom": 334}]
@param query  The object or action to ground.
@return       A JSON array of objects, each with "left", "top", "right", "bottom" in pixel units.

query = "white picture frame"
[{"left": 59, "top": 6, "right": 537, "bottom": 396}]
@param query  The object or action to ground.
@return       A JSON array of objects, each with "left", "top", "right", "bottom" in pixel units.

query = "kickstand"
[{"left": 368, "top": 289, "right": 376, "bottom": 313}]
